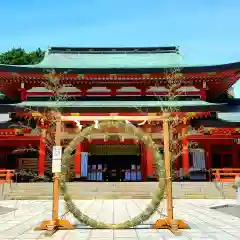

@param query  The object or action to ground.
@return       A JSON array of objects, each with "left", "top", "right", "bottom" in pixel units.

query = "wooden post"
[
  {"left": 52, "top": 117, "right": 61, "bottom": 221},
  {"left": 163, "top": 120, "right": 173, "bottom": 220},
  {"left": 152, "top": 117, "right": 189, "bottom": 230},
  {"left": 35, "top": 114, "right": 74, "bottom": 234}
]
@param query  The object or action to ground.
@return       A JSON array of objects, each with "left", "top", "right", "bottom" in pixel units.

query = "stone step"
[
  {"left": 10, "top": 185, "right": 228, "bottom": 190},
  {"left": 11, "top": 182, "right": 235, "bottom": 188},
  {"left": 4, "top": 182, "right": 237, "bottom": 200},
  {"left": 7, "top": 194, "right": 232, "bottom": 200}
]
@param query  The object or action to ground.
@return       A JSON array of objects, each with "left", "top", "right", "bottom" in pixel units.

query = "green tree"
[{"left": 0, "top": 48, "right": 44, "bottom": 65}]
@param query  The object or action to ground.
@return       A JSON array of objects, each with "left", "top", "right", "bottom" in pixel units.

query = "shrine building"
[{"left": 0, "top": 46, "right": 240, "bottom": 182}]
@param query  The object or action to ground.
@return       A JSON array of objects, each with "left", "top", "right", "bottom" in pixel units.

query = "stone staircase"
[{"left": 1, "top": 181, "right": 237, "bottom": 200}]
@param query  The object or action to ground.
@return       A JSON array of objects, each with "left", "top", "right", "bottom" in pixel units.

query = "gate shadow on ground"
[
  {"left": 211, "top": 204, "right": 240, "bottom": 218},
  {"left": 0, "top": 205, "right": 17, "bottom": 215}
]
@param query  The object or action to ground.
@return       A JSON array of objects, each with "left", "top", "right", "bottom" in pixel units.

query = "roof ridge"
[{"left": 48, "top": 46, "right": 180, "bottom": 54}]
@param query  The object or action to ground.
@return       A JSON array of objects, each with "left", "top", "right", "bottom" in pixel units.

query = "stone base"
[{"left": 152, "top": 218, "right": 190, "bottom": 230}]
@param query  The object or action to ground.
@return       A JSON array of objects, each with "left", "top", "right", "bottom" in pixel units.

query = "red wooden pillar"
[
  {"left": 182, "top": 126, "right": 189, "bottom": 176},
  {"left": 140, "top": 143, "right": 147, "bottom": 181},
  {"left": 200, "top": 81, "right": 207, "bottom": 100},
  {"left": 19, "top": 89, "right": 27, "bottom": 101},
  {"left": 18, "top": 82, "right": 27, "bottom": 101},
  {"left": 200, "top": 88, "right": 206, "bottom": 100},
  {"left": 204, "top": 143, "right": 212, "bottom": 169},
  {"left": 174, "top": 157, "right": 180, "bottom": 171},
  {"left": 38, "top": 129, "right": 46, "bottom": 176},
  {"left": 145, "top": 146, "right": 153, "bottom": 179},
  {"left": 233, "top": 145, "right": 238, "bottom": 168},
  {"left": 75, "top": 143, "right": 82, "bottom": 178}
]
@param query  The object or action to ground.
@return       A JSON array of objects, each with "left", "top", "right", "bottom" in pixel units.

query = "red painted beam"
[
  {"left": 0, "top": 136, "right": 40, "bottom": 141},
  {"left": 5, "top": 133, "right": 237, "bottom": 145},
  {"left": 188, "top": 134, "right": 239, "bottom": 140},
  {"left": 0, "top": 70, "right": 234, "bottom": 78},
  {"left": 0, "top": 150, "right": 16, "bottom": 155},
  {"left": 26, "top": 91, "right": 201, "bottom": 97},
  {"left": 0, "top": 129, "right": 32, "bottom": 134},
  {"left": 15, "top": 111, "right": 211, "bottom": 118},
  {"left": 0, "top": 140, "right": 39, "bottom": 147},
  {"left": 88, "top": 139, "right": 139, "bottom": 144}
]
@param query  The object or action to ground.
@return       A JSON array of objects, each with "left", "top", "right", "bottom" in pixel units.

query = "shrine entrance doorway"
[{"left": 87, "top": 144, "right": 142, "bottom": 182}]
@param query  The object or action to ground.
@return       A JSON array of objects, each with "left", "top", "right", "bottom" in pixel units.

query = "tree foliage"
[
  {"left": 217, "top": 89, "right": 234, "bottom": 103},
  {"left": 0, "top": 48, "right": 44, "bottom": 65}
]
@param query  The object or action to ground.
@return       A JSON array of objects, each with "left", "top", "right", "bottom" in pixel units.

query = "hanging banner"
[
  {"left": 81, "top": 152, "right": 88, "bottom": 177},
  {"left": 52, "top": 146, "right": 62, "bottom": 173},
  {"left": 191, "top": 149, "right": 205, "bottom": 170}
]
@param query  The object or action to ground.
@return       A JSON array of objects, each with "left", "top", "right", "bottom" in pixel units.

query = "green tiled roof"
[
  {"left": 34, "top": 53, "right": 183, "bottom": 69},
  {"left": 13, "top": 47, "right": 184, "bottom": 69},
  {"left": 12, "top": 100, "right": 221, "bottom": 108}
]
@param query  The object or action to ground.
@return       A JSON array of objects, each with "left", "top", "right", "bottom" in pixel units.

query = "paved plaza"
[{"left": 0, "top": 199, "right": 239, "bottom": 239}]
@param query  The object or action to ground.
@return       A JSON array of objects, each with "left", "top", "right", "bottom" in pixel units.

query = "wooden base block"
[
  {"left": 35, "top": 219, "right": 74, "bottom": 233},
  {"left": 152, "top": 218, "right": 190, "bottom": 230}
]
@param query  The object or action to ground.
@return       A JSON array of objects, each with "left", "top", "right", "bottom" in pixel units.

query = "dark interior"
[{"left": 88, "top": 155, "right": 141, "bottom": 182}]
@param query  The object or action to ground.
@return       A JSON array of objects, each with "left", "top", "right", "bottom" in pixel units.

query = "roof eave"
[{"left": 0, "top": 61, "right": 240, "bottom": 74}]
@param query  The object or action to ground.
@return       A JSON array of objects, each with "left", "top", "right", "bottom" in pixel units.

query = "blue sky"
[{"left": 1, "top": 0, "right": 240, "bottom": 96}]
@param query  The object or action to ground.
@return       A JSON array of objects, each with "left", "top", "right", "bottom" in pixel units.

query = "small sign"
[
  {"left": 52, "top": 160, "right": 61, "bottom": 173},
  {"left": 52, "top": 146, "right": 62, "bottom": 173},
  {"left": 53, "top": 146, "right": 62, "bottom": 160}
]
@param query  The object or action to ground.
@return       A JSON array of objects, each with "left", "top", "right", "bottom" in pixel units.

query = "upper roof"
[
  {"left": 0, "top": 46, "right": 240, "bottom": 74},
  {"left": 2, "top": 46, "right": 184, "bottom": 69},
  {"left": 0, "top": 46, "right": 240, "bottom": 102}
]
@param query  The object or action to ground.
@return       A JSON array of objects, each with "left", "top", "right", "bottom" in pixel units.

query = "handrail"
[
  {"left": 211, "top": 168, "right": 240, "bottom": 182},
  {"left": 0, "top": 169, "right": 15, "bottom": 184}
]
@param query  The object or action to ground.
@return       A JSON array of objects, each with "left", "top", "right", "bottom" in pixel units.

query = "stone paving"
[{"left": 0, "top": 199, "right": 239, "bottom": 239}]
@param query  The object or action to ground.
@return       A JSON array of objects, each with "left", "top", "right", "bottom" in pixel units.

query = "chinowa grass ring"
[{"left": 60, "top": 120, "right": 166, "bottom": 229}]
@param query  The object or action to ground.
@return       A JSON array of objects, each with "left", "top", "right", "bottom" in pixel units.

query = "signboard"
[
  {"left": 52, "top": 146, "right": 62, "bottom": 173},
  {"left": 52, "top": 146, "right": 62, "bottom": 160}
]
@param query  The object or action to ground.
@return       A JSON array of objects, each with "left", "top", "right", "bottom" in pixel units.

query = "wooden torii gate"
[{"left": 35, "top": 113, "right": 189, "bottom": 234}]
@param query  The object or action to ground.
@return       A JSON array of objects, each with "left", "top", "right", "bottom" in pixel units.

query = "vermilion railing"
[
  {"left": 0, "top": 169, "right": 15, "bottom": 184},
  {"left": 211, "top": 168, "right": 240, "bottom": 182}
]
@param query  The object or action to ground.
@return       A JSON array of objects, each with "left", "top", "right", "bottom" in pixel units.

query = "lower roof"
[
  {"left": 0, "top": 100, "right": 224, "bottom": 113},
  {"left": 217, "top": 113, "right": 240, "bottom": 122},
  {"left": 0, "top": 114, "right": 10, "bottom": 123},
  {"left": 191, "top": 118, "right": 240, "bottom": 128},
  {"left": 2, "top": 101, "right": 240, "bottom": 127},
  {"left": 12, "top": 100, "right": 220, "bottom": 108}
]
